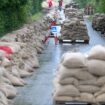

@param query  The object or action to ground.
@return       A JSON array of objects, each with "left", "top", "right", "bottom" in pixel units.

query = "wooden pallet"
[
  {"left": 59, "top": 39, "right": 89, "bottom": 44},
  {"left": 54, "top": 100, "right": 105, "bottom": 105},
  {"left": 53, "top": 100, "right": 93, "bottom": 105}
]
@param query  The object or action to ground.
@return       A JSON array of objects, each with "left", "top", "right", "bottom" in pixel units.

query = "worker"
[
  {"left": 48, "top": 0, "right": 53, "bottom": 8},
  {"left": 58, "top": 0, "right": 63, "bottom": 11}
]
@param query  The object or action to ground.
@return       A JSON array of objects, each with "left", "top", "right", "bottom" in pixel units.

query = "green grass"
[{"left": 31, "top": 12, "right": 43, "bottom": 21}]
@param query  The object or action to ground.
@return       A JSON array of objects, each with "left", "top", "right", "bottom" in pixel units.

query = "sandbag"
[
  {"left": 96, "top": 94, "right": 105, "bottom": 102},
  {"left": 88, "top": 45, "right": 105, "bottom": 60},
  {"left": 12, "top": 66, "right": 20, "bottom": 77},
  {"left": 53, "top": 95, "right": 73, "bottom": 101},
  {"left": 74, "top": 70, "right": 96, "bottom": 81},
  {"left": 54, "top": 84, "right": 80, "bottom": 97},
  {"left": 5, "top": 73, "right": 25, "bottom": 86},
  {"left": 94, "top": 85, "right": 105, "bottom": 97},
  {"left": 87, "top": 60, "right": 105, "bottom": 76},
  {"left": 24, "top": 62, "right": 34, "bottom": 72},
  {"left": 19, "top": 70, "right": 32, "bottom": 78},
  {"left": 0, "top": 83, "right": 17, "bottom": 99},
  {"left": 1, "top": 77, "right": 12, "bottom": 85},
  {"left": 0, "top": 91, "right": 8, "bottom": 105},
  {"left": 62, "top": 52, "right": 87, "bottom": 68},
  {"left": 79, "top": 79, "right": 98, "bottom": 86},
  {"left": 57, "top": 65, "right": 87, "bottom": 80},
  {"left": 80, "top": 93, "right": 95, "bottom": 103},
  {"left": 97, "top": 76, "right": 105, "bottom": 86},
  {"left": 78, "top": 85, "right": 100, "bottom": 93},
  {"left": 58, "top": 77, "right": 79, "bottom": 86}
]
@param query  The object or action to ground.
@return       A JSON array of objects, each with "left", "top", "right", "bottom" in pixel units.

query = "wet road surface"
[{"left": 13, "top": 19, "right": 105, "bottom": 105}]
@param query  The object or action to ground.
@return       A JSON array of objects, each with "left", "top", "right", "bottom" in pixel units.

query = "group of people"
[{"left": 48, "top": 0, "right": 63, "bottom": 11}]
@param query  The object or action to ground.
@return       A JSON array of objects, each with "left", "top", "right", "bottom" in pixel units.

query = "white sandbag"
[
  {"left": 54, "top": 84, "right": 80, "bottom": 97},
  {"left": 24, "top": 62, "right": 34, "bottom": 72},
  {"left": 0, "top": 91, "right": 8, "bottom": 105},
  {"left": 53, "top": 95, "right": 73, "bottom": 101},
  {"left": 88, "top": 45, "right": 105, "bottom": 60},
  {"left": 58, "top": 77, "right": 79, "bottom": 86},
  {"left": 80, "top": 93, "right": 95, "bottom": 103},
  {"left": 1, "top": 77, "right": 12, "bottom": 85},
  {"left": 0, "top": 83, "right": 17, "bottom": 99},
  {"left": 74, "top": 70, "right": 96, "bottom": 81},
  {"left": 78, "top": 85, "right": 100, "bottom": 93},
  {"left": 4, "top": 84, "right": 17, "bottom": 99},
  {"left": 12, "top": 66, "right": 20, "bottom": 77},
  {"left": 35, "top": 46, "right": 43, "bottom": 54},
  {"left": 87, "top": 60, "right": 105, "bottom": 76},
  {"left": 94, "top": 85, "right": 105, "bottom": 97},
  {"left": 97, "top": 76, "right": 105, "bottom": 86},
  {"left": 27, "top": 57, "right": 40, "bottom": 68},
  {"left": 62, "top": 52, "right": 87, "bottom": 68},
  {"left": 79, "top": 79, "right": 98, "bottom": 86},
  {"left": 5, "top": 73, "right": 25, "bottom": 86},
  {"left": 57, "top": 65, "right": 87, "bottom": 78},
  {"left": 96, "top": 94, "right": 105, "bottom": 102},
  {"left": 19, "top": 70, "right": 32, "bottom": 78}
]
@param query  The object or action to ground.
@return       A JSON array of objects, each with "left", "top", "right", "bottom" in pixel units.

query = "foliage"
[
  {"left": 74, "top": 0, "right": 105, "bottom": 13},
  {"left": 0, "top": 0, "right": 43, "bottom": 36}
]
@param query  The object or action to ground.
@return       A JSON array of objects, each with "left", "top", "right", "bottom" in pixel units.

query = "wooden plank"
[{"left": 59, "top": 39, "right": 89, "bottom": 44}]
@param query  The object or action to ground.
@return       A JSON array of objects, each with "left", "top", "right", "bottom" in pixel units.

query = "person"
[
  {"left": 58, "top": 0, "right": 63, "bottom": 11},
  {"left": 48, "top": 0, "right": 53, "bottom": 8}
]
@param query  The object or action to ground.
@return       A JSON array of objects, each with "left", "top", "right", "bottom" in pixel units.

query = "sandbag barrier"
[
  {"left": 59, "top": 6, "right": 90, "bottom": 43},
  {"left": 92, "top": 13, "right": 105, "bottom": 34},
  {"left": 0, "top": 17, "right": 49, "bottom": 105},
  {"left": 53, "top": 45, "right": 105, "bottom": 105}
]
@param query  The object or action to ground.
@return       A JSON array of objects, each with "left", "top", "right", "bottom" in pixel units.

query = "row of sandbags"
[
  {"left": 54, "top": 45, "right": 105, "bottom": 103},
  {"left": 0, "top": 17, "right": 49, "bottom": 105},
  {"left": 60, "top": 18, "right": 89, "bottom": 41},
  {"left": 92, "top": 13, "right": 105, "bottom": 34}
]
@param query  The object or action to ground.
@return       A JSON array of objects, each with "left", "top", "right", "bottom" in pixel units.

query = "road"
[{"left": 13, "top": 19, "right": 105, "bottom": 105}]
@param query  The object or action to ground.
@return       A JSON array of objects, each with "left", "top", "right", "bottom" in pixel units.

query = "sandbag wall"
[
  {"left": 54, "top": 45, "right": 105, "bottom": 103},
  {"left": 0, "top": 17, "right": 49, "bottom": 105},
  {"left": 92, "top": 13, "right": 105, "bottom": 34},
  {"left": 60, "top": 7, "right": 89, "bottom": 41}
]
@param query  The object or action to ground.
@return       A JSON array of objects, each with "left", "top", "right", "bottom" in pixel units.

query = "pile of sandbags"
[
  {"left": 0, "top": 17, "right": 49, "bottom": 105},
  {"left": 65, "top": 3, "right": 79, "bottom": 9},
  {"left": 65, "top": 8, "right": 83, "bottom": 21},
  {"left": 54, "top": 45, "right": 105, "bottom": 103},
  {"left": 60, "top": 18, "right": 89, "bottom": 41},
  {"left": 92, "top": 13, "right": 105, "bottom": 34}
]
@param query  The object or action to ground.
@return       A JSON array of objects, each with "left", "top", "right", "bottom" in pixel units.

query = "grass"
[{"left": 31, "top": 12, "right": 43, "bottom": 21}]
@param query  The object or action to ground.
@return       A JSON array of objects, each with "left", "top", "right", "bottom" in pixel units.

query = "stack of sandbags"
[
  {"left": 60, "top": 18, "right": 89, "bottom": 41},
  {"left": 65, "top": 8, "right": 83, "bottom": 21},
  {"left": 87, "top": 45, "right": 105, "bottom": 102},
  {"left": 54, "top": 52, "right": 96, "bottom": 103},
  {"left": 92, "top": 13, "right": 105, "bottom": 33},
  {"left": 0, "top": 63, "right": 17, "bottom": 105},
  {"left": 54, "top": 45, "right": 105, "bottom": 103}
]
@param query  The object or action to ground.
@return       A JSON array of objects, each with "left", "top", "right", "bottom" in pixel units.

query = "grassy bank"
[{"left": 31, "top": 12, "right": 43, "bottom": 21}]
